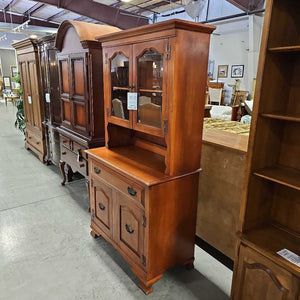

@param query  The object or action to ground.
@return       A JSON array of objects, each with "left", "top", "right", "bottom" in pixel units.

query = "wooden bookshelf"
[{"left": 231, "top": 0, "right": 300, "bottom": 299}]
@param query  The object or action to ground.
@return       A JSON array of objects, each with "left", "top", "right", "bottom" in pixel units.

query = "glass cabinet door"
[
  {"left": 133, "top": 40, "right": 168, "bottom": 136},
  {"left": 105, "top": 45, "right": 132, "bottom": 128}
]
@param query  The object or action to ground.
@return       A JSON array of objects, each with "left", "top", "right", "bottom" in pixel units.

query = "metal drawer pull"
[
  {"left": 127, "top": 186, "right": 137, "bottom": 196},
  {"left": 94, "top": 167, "right": 101, "bottom": 174},
  {"left": 98, "top": 202, "right": 105, "bottom": 211},
  {"left": 125, "top": 224, "right": 134, "bottom": 234},
  {"left": 62, "top": 151, "right": 66, "bottom": 155},
  {"left": 79, "top": 164, "right": 84, "bottom": 168}
]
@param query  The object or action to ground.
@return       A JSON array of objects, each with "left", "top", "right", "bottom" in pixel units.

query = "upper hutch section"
[{"left": 96, "top": 19, "right": 215, "bottom": 176}]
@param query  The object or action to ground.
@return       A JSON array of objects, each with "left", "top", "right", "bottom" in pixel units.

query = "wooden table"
[{"left": 5, "top": 95, "right": 19, "bottom": 107}]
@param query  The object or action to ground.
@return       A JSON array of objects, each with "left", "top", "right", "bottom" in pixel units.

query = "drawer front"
[
  {"left": 59, "top": 135, "right": 71, "bottom": 151},
  {"left": 90, "top": 160, "right": 144, "bottom": 206},
  {"left": 91, "top": 178, "right": 113, "bottom": 238},
  {"left": 73, "top": 141, "right": 87, "bottom": 160},
  {"left": 115, "top": 192, "right": 146, "bottom": 268},
  {"left": 61, "top": 147, "right": 87, "bottom": 175},
  {"left": 26, "top": 130, "right": 43, "bottom": 153}
]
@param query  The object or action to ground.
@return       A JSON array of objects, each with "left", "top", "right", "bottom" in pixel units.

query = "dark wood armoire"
[
  {"left": 13, "top": 38, "right": 46, "bottom": 162},
  {"left": 54, "top": 21, "right": 120, "bottom": 185},
  {"left": 37, "top": 34, "right": 61, "bottom": 165}
]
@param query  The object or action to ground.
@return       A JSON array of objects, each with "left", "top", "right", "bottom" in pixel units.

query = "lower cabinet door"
[
  {"left": 91, "top": 178, "right": 113, "bottom": 238},
  {"left": 233, "top": 245, "right": 300, "bottom": 300},
  {"left": 114, "top": 192, "right": 146, "bottom": 268}
]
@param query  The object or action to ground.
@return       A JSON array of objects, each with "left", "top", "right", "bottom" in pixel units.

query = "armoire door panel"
[
  {"left": 62, "top": 98, "right": 71, "bottom": 127},
  {"left": 72, "top": 58, "right": 85, "bottom": 96},
  {"left": 73, "top": 101, "right": 87, "bottom": 133},
  {"left": 59, "top": 59, "right": 70, "bottom": 95}
]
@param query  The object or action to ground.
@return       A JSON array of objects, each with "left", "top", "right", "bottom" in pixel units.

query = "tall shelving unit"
[{"left": 231, "top": 0, "right": 300, "bottom": 299}]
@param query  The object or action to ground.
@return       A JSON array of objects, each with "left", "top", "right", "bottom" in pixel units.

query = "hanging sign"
[
  {"left": 28, "top": 96, "right": 32, "bottom": 104},
  {"left": 127, "top": 93, "right": 138, "bottom": 110},
  {"left": 45, "top": 93, "right": 50, "bottom": 103}
]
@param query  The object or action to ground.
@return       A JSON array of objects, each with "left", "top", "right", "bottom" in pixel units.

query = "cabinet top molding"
[
  {"left": 55, "top": 20, "right": 121, "bottom": 51},
  {"left": 96, "top": 19, "right": 216, "bottom": 43}
]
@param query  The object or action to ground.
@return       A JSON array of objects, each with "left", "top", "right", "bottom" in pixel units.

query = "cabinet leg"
[
  {"left": 59, "top": 160, "right": 66, "bottom": 185},
  {"left": 90, "top": 230, "right": 100, "bottom": 239},
  {"left": 66, "top": 164, "right": 74, "bottom": 182},
  {"left": 183, "top": 258, "right": 195, "bottom": 270},
  {"left": 138, "top": 274, "right": 163, "bottom": 295}
]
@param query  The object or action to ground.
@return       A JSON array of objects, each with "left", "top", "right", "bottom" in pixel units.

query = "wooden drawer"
[
  {"left": 60, "top": 135, "right": 71, "bottom": 150},
  {"left": 26, "top": 130, "right": 43, "bottom": 153},
  {"left": 61, "top": 147, "right": 87, "bottom": 175},
  {"left": 73, "top": 141, "right": 87, "bottom": 160},
  {"left": 90, "top": 159, "right": 144, "bottom": 205}
]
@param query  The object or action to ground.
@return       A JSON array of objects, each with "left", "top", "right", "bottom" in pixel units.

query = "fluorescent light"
[{"left": 121, "top": 0, "right": 132, "bottom": 2}]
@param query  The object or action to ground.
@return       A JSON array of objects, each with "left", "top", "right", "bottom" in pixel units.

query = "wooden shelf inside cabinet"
[
  {"left": 113, "top": 86, "right": 130, "bottom": 91},
  {"left": 139, "top": 89, "right": 163, "bottom": 93},
  {"left": 268, "top": 46, "right": 300, "bottom": 53},
  {"left": 261, "top": 113, "right": 300, "bottom": 123},
  {"left": 253, "top": 166, "right": 300, "bottom": 191},
  {"left": 241, "top": 224, "right": 300, "bottom": 277}
]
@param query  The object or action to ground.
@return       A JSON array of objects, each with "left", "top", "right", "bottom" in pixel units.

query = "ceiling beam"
[
  {"left": 4, "top": 0, "right": 18, "bottom": 11},
  {"left": 226, "top": 0, "right": 264, "bottom": 12},
  {"left": 47, "top": 9, "right": 68, "bottom": 21},
  {"left": 36, "top": 0, "right": 148, "bottom": 29},
  {"left": 131, "top": 0, "right": 182, "bottom": 14},
  {"left": 0, "top": 10, "right": 59, "bottom": 28},
  {"left": 24, "top": 3, "right": 45, "bottom": 16}
]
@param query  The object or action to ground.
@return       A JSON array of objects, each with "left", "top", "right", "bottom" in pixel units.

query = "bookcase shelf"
[
  {"left": 268, "top": 45, "right": 300, "bottom": 53},
  {"left": 254, "top": 166, "right": 300, "bottom": 191},
  {"left": 261, "top": 113, "right": 300, "bottom": 123}
]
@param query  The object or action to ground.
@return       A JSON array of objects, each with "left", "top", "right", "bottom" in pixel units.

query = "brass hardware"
[
  {"left": 79, "top": 163, "right": 84, "bottom": 168},
  {"left": 125, "top": 224, "right": 134, "bottom": 234},
  {"left": 94, "top": 166, "right": 101, "bottom": 174},
  {"left": 166, "top": 42, "right": 171, "bottom": 60},
  {"left": 62, "top": 151, "right": 66, "bottom": 155},
  {"left": 141, "top": 255, "right": 146, "bottom": 266},
  {"left": 127, "top": 186, "right": 137, "bottom": 196},
  {"left": 142, "top": 215, "right": 146, "bottom": 227},
  {"left": 106, "top": 108, "right": 109, "bottom": 118},
  {"left": 98, "top": 202, "right": 105, "bottom": 211},
  {"left": 163, "top": 120, "right": 168, "bottom": 133},
  {"left": 36, "top": 141, "right": 40, "bottom": 144}
]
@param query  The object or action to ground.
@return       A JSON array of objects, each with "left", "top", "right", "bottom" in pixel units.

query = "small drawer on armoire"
[
  {"left": 90, "top": 160, "right": 144, "bottom": 205},
  {"left": 26, "top": 131, "right": 43, "bottom": 153},
  {"left": 59, "top": 135, "right": 71, "bottom": 150}
]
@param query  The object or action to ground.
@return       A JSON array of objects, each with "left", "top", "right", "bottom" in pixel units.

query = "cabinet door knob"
[
  {"left": 98, "top": 202, "right": 105, "bottom": 211},
  {"left": 62, "top": 151, "right": 66, "bottom": 155},
  {"left": 94, "top": 167, "right": 101, "bottom": 174},
  {"left": 127, "top": 186, "right": 137, "bottom": 196},
  {"left": 125, "top": 224, "right": 134, "bottom": 234}
]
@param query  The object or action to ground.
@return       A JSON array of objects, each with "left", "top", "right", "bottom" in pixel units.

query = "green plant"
[{"left": 13, "top": 72, "right": 25, "bottom": 134}]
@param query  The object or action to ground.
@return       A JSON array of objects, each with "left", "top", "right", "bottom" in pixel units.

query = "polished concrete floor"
[{"left": 0, "top": 100, "right": 232, "bottom": 300}]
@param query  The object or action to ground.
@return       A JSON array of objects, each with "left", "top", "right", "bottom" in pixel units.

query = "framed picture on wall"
[
  {"left": 3, "top": 76, "right": 11, "bottom": 89},
  {"left": 231, "top": 65, "right": 244, "bottom": 78},
  {"left": 217, "top": 65, "right": 228, "bottom": 78},
  {"left": 11, "top": 66, "right": 18, "bottom": 78}
]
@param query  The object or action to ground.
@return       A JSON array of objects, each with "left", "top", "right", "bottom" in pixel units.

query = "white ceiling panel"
[
  {"left": 11, "top": 0, "right": 37, "bottom": 13},
  {"left": 53, "top": 11, "right": 82, "bottom": 22},
  {"left": 93, "top": 0, "right": 120, "bottom": 5},
  {"left": 31, "top": 5, "right": 64, "bottom": 19},
  {"left": 0, "top": 0, "right": 14, "bottom": 9}
]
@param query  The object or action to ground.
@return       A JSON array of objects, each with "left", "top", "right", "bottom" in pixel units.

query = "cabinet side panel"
[
  {"left": 169, "top": 30, "right": 211, "bottom": 174},
  {"left": 147, "top": 173, "right": 199, "bottom": 278}
]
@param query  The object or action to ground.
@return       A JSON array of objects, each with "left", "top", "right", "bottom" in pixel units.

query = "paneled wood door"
[
  {"left": 90, "top": 178, "right": 114, "bottom": 238},
  {"left": 234, "top": 245, "right": 300, "bottom": 300},
  {"left": 104, "top": 45, "right": 133, "bottom": 129},
  {"left": 58, "top": 55, "right": 71, "bottom": 129},
  {"left": 114, "top": 192, "right": 146, "bottom": 268},
  {"left": 132, "top": 39, "right": 169, "bottom": 137},
  {"left": 70, "top": 53, "right": 89, "bottom": 135}
]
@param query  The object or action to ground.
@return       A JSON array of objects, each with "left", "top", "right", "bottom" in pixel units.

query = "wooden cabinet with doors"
[
  {"left": 37, "top": 34, "right": 61, "bottom": 165},
  {"left": 12, "top": 38, "right": 46, "bottom": 162},
  {"left": 86, "top": 20, "right": 215, "bottom": 294},
  {"left": 231, "top": 0, "right": 300, "bottom": 299},
  {"left": 55, "top": 21, "right": 120, "bottom": 185}
]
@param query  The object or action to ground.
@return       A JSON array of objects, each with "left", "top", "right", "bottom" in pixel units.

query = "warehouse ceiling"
[{"left": 0, "top": 0, "right": 264, "bottom": 30}]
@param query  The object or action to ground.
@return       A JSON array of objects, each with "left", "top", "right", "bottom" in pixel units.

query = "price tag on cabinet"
[
  {"left": 28, "top": 96, "right": 32, "bottom": 104},
  {"left": 277, "top": 249, "right": 300, "bottom": 267},
  {"left": 127, "top": 93, "right": 138, "bottom": 110},
  {"left": 45, "top": 93, "right": 50, "bottom": 103}
]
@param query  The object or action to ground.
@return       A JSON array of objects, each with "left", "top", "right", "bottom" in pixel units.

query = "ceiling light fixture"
[
  {"left": 121, "top": 0, "right": 132, "bottom": 3},
  {"left": 0, "top": 34, "right": 8, "bottom": 41},
  {"left": 12, "top": 19, "right": 30, "bottom": 33}
]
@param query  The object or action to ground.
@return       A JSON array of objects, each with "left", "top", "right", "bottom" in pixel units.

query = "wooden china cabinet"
[
  {"left": 13, "top": 38, "right": 46, "bottom": 162},
  {"left": 37, "top": 34, "right": 61, "bottom": 165},
  {"left": 231, "top": 0, "right": 300, "bottom": 299},
  {"left": 55, "top": 20, "right": 120, "bottom": 185},
  {"left": 86, "top": 20, "right": 215, "bottom": 294}
]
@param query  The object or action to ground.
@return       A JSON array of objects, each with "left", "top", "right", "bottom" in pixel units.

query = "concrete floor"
[{"left": 0, "top": 100, "right": 232, "bottom": 300}]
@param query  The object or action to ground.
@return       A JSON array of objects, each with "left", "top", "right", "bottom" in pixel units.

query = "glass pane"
[
  {"left": 138, "top": 50, "right": 163, "bottom": 90},
  {"left": 110, "top": 53, "right": 129, "bottom": 120},
  {"left": 137, "top": 50, "right": 163, "bottom": 129}
]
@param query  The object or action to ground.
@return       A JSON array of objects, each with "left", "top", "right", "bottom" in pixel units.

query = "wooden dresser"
[
  {"left": 13, "top": 38, "right": 46, "bottom": 162},
  {"left": 86, "top": 19, "right": 215, "bottom": 294},
  {"left": 55, "top": 21, "right": 120, "bottom": 185},
  {"left": 37, "top": 34, "right": 61, "bottom": 165},
  {"left": 231, "top": 0, "right": 300, "bottom": 299}
]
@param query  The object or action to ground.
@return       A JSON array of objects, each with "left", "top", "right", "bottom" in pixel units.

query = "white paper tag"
[
  {"left": 277, "top": 249, "right": 300, "bottom": 267},
  {"left": 45, "top": 93, "right": 50, "bottom": 103},
  {"left": 127, "top": 92, "right": 138, "bottom": 110},
  {"left": 28, "top": 96, "right": 32, "bottom": 104}
]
